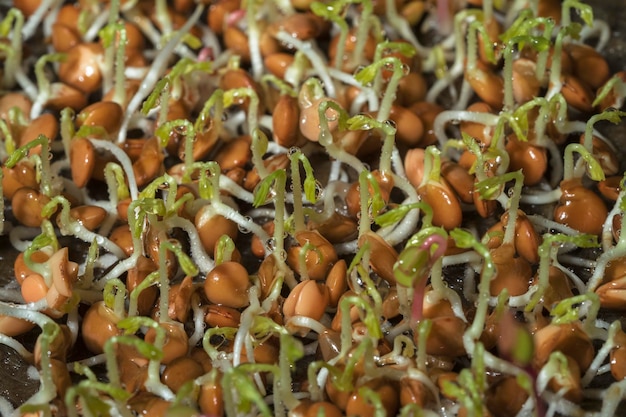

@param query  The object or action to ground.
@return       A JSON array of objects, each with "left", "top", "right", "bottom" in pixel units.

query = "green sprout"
[
  {"left": 0, "top": 8, "right": 24, "bottom": 88},
  {"left": 253, "top": 169, "right": 288, "bottom": 260},
  {"left": 526, "top": 233, "right": 598, "bottom": 312},
  {"left": 502, "top": 35, "right": 550, "bottom": 110},
  {"left": 563, "top": 143, "right": 605, "bottom": 181},
  {"left": 354, "top": 56, "right": 408, "bottom": 122},
  {"left": 289, "top": 149, "right": 319, "bottom": 233},
  {"left": 310, "top": 0, "right": 349, "bottom": 71},
  {"left": 6, "top": 134, "right": 54, "bottom": 197}
]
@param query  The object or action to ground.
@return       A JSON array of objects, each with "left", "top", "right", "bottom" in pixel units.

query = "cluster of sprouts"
[{"left": 1, "top": 0, "right": 626, "bottom": 416}]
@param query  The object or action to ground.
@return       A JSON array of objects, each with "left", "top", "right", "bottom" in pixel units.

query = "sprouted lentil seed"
[{"left": 1, "top": 0, "right": 626, "bottom": 416}]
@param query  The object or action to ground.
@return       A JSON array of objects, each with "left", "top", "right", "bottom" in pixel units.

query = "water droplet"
[
  {"left": 266, "top": 238, "right": 277, "bottom": 251},
  {"left": 288, "top": 146, "right": 300, "bottom": 156},
  {"left": 278, "top": 249, "right": 287, "bottom": 261},
  {"left": 401, "top": 63, "right": 410, "bottom": 76}
]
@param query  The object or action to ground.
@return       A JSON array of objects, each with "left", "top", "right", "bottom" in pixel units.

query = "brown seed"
[
  {"left": 109, "top": 224, "right": 134, "bottom": 257},
  {"left": 207, "top": 0, "right": 240, "bottom": 33},
  {"left": 67, "top": 205, "right": 107, "bottom": 231},
  {"left": 306, "top": 212, "right": 359, "bottom": 244},
  {"left": 554, "top": 178, "right": 608, "bottom": 235},
  {"left": 566, "top": 43, "right": 611, "bottom": 90},
  {"left": 76, "top": 101, "right": 124, "bottom": 136},
  {"left": 417, "top": 180, "right": 463, "bottom": 230},
  {"left": 419, "top": 287, "right": 467, "bottom": 357},
  {"left": 404, "top": 148, "right": 425, "bottom": 188},
  {"left": 490, "top": 244, "right": 532, "bottom": 296},
  {"left": 11, "top": 187, "right": 51, "bottom": 228},
  {"left": 204, "top": 261, "right": 250, "bottom": 308},
  {"left": 195, "top": 206, "right": 239, "bottom": 255},
  {"left": 214, "top": 135, "right": 252, "bottom": 171},
  {"left": 127, "top": 256, "right": 159, "bottom": 316},
  {"left": 386, "top": 104, "right": 424, "bottom": 147},
  {"left": 345, "top": 379, "right": 400, "bottom": 417},
  {"left": 133, "top": 137, "right": 165, "bottom": 187},
  {"left": 50, "top": 21, "right": 81, "bottom": 52},
  {"left": 598, "top": 176, "right": 622, "bottom": 201},
  {"left": 14, "top": 250, "right": 49, "bottom": 285},
  {"left": 46, "top": 82, "right": 88, "bottom": 112},
  {"left": 358, "top": 231, "right": 398, "bottom": 285},
  {"left": 580, "top": 133, "right": 620, "bottom": 176},
  {"left": 441, "top": 160, "right": 474, "bottom": 204},
  {"left": 459, "top": 101, "right": 495, "bottom": 146},
  {"left": 223, "top": 27, "right": 251, "bottom": 62},
  {"left": 291, "top": 400, "right": 343, "bottom": 417},
  {"left": 485, "top": 376, "right": 529, "bottom": 417},
  {"left": 81, "top": 301, "right": 123, "bottom": 354},
  {"left": 512, "top": 58, "right": 541, "bottom": 104},
  {"left": 283, "top": 280, "right": 330, "bottom": 325},
  {"left": 168, "top": 275, "right": 195, "bottom": 323},
  {"left": 287, "top": 230, "right": 339, "bottom": 281},
  {"left": 556, "top": 74, "right": 595, "bottom": 113},
  {"left": 264, "top": 53, "right": 295, "bottom": 79},
  {"left": 325, "top": 259, "right": 348, "bottom": 308},
  {"left": 69, "top": 137, "right": 96, "bottom": 188},
  {"left": 533, "top": 322, "right": 594, "bottom": 372},
  {"left": 345, "top": 169, "right": 394, "bottom": 218},
  {"left": 2, "top": 161, "right": 38, "bottom": 199},
  {"left": 198, "top": 372, "right": 224, "bottom": 416},
  {"left": 161, "top": 356, "right": 204, "bottom": 393},
  {"left": 204, "top": 304, "right": 241, "bottom": 328},
  {"left": 272, "top": 94, "right": 300, "bottom": 148},
  {"left": 505, "top": 135, "right": 548, "bottom": 186},
  {"left": 19, "top": 113, "right": 58, "bottom": 150},
  {"left": 144, "top": 322, "right": 189, "bottom": 365},
  {"left": 58, "top": 43, "right": 104, "bottom": 94},
  {"left": 0, "top": 92, "right": 32, "bottom": 121},
  {"left": 465, "top": 64, "right": 505, "bottom": 109}
]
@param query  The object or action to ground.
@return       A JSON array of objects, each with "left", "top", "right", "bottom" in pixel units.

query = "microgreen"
[
  {"left": 223, "top": 87, "right": 260, "bottom": 138},
  {"left": 562, "top": 0, "right": 594, "bottom": 28},
  {"left": 289, "top": 148, "right": 318, "bottom": 232},
  {"left": 375, "top": 202, "right": 433, "bottom": 228},
  {"left": 526, "top": 233, "right": 598, "bottom": 312},
  {"left": 357, "top": 170, "right": 386, "bottom": 237},
  {"left": 103, "top": 278, "right": 127, "bottom": 319},
  {"left": 127, "top": 271, "right": 158, "bottom": 318},
  {"left": 253, "top": 169, "right": 288, "bottom": 258},
  {"left": 261, "top": 74, "right": 298, "bottom": 98},
  {"left": 215, "top": 235, "right": 237, "bottom": 265},
  {"left": 347, "top": 114, "right": 397, "bottom": 174},
  {"left": 6, "top": 134, "right": 53, "bottom": 196},
  {"left": 223, "top": 364, "right": 278, "bottom": 417},
  {"left": 563, "top": 143, "right": 605, "bottom": 181},
  {"left": 311, "top": 0, "right": 349, "bottom": 71},
  {"left": 551, "top": 292, "right": 600, "bottom": 326},
  {"left": 157, "top": 239, "right": 198, "bottom": 321},
  {"left": 395, "top": 228, "right": 448, "bottom": 323},
  {"left": 582, "top": 109, "right": 626, "bottom": 152},
  {"left": 593, "top": 73, "right": 626, "bottom": 107},
  {"left": 23, "top": 220, "right": 58, "bottom": 281},
  {"left": 502, "top": 35, "right": 550, "bottom": 110},
  {"left": 156, "top": 119, "right": 196, "bottom": 183},
  {"left": 0, "top": 8, "right": 23, "bottom": 88},
  {"left": 104, "top": 162, "right": 131, "bottom": 204},
  {"left": 354, "top": 56, "right": 407, "bottom": 122}
]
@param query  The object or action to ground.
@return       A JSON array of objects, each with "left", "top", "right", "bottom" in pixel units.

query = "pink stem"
[{"left": 411, "top": 233, "right": 448, "bottom": 325}]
